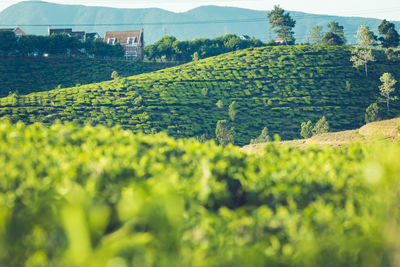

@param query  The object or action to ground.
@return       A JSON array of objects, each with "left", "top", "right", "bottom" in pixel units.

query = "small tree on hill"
[
  {"left": 250, "top": 127, "right": 271, "bottom": 144},
  {"left": 215, "top": 120, "right": 234, "bottom": 146},
  {"left": 350, "top": 47, "right": 375, "bottom": 77},
  {"left": 365, "top": 103, "right": 379, "bottom": 123},
  {"left": 350, "top": 24, "right": 376, "bottom": 77},
  {"left": 196, "top": 134, "right": 207, "bottom": 143},
  {"left": 379, "top": 72, "right": 397, "bottom": 112},
  {"left": 267, "top": 5, "right": 296, "bottom": 45},
  {"left": 228, "top": 101, "right": 237, "bottom": 121},
  {"left": 300, "top": 120, "right": 313, "bottom": 139},
  {"left": 356, "top": 24, "right": 377, "bottom": 47},
  {"left": 322, "top": 21, "right": 346, "bottom": 45},
  {"left": 9, "top": 91, "right": 19, "bottom": 107},
  {"left": 192, "top": 52, "right": 199, "bottom": 61},
  {"left": 308, "top": 25, "right": 324, "bottom": 45},
  {"left": 313, "top": 116, "right": 329, "bottom": 135},
  {"left": 216, "top": 100, "right": 224, "bottom": 109},
  {"left": 111, "top": 70, "right": 119, "bottom": 80}
]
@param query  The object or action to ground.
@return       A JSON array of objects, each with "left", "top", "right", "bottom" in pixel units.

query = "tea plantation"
[
  {"left": 0, "top": 57, "right": 175, "bottom": 97},
  {"left": 1, "top": 45, "right": 400, "bottom": 145},
  {"left": 1, "top": 121, "right": 400, "bottom": 266}
]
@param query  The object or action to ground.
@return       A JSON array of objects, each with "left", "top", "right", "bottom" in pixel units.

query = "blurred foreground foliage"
[{"left": 1, "top": 121, "right": 400, "bottom": 266}]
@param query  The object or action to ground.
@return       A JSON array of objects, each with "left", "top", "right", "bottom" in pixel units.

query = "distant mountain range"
[{"left": 1, "top": 1, "right": 399, "bottom": 44}]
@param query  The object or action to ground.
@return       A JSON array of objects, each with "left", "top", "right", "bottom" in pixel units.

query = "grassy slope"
[
  {"left": 0, "top": 57, "right": 175, "bottom": 97},
  {"left": 241, "top": 118, "right": 400, "bottom": 152},
  {"left": 0, "top": 45, "right": 400, "bottom": 146}
]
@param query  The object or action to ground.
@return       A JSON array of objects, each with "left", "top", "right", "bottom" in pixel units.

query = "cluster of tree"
[
  {"left": 350, "top": 24, "right": 377, "bottom": 76},
  {"left": 267, "top": 5, "right": 399, "bottom": 49},
  {"left": 266, "top": 6, "right": 346, "bottom": 46},
  {"left": 308, "top": 22, "right": 347, "bottom": 46},
  {"left": 378, "top": 20, "right": 400, "bottom": 48},
  {"left": 214, "top": 101, "right": 272, "bottom": 146},
  {"left": 0, "top": 31, "right": 124, "bottom": 58},
  {"left": 300, "top": 116, "right": 330, "bottom": 139},
  {"left": 363, "top": 72, "right": 397, "bottom": 124},
  {"left": 308, "top": 19, "right": 399, "bottom": 48},
  {"left": 214, "top": 100, "right": 240, "bottom": 146},
  {"left": 144, "top": 34, "right": 264, "bottom": 62}
]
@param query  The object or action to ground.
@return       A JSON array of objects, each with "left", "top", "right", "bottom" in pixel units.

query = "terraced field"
[
  {"left": 0, "top": 57, "right": 175, "bottom": 97},
  {"left": 0, "top": 45, "right": 399, "bottom": 145}
]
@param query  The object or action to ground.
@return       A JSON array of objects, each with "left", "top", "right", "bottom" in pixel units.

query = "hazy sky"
[{"left": 1, "top": 0, "right": 400, "bottom": 20}]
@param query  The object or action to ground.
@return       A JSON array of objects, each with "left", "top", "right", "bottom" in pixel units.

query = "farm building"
[
  {"left": 104, "top": 29, "right": 144, "bottom": 60},
  {"left": 48, "top": 28, "right": 101, "bottom": 41},
  {"left": 0, "top": 27, "right": 26, "bottom": 38}
]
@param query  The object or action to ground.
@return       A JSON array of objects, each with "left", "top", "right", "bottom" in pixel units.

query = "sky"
[{"left": 0, "top": 0, "right": 400, "bottom": 21}]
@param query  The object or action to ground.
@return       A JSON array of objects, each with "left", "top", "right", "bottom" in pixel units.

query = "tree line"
[
  {"left": 144, "top": 34, "right": 265, "bottom": 62},
  {"left": 268, "top": 5, "right": 400, "bottom": 48},
  {"left": 145, "top": 6, "right": 400, "bottom": 63},
  {"left": 0, "top": 31, "right": 124, "bottom": 58}
]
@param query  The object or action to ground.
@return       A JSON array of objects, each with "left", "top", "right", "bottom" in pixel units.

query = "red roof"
[
  {"left": 104, "top": 30, "right": 143, "bottom": 45},
  {"left": 0, "top": 27, "right": 25, "bottom": 35}
]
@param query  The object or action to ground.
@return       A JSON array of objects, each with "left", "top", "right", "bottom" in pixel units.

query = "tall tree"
[
  {"left": 378, "top": 19, "right": 400, "bottom": 48},
  {"left": 350, "top": 24, "right": 376, "bottom": 77},
  {"left": 267, "top": 5, "right": 296, "bottom": 45},
  {"left": 308, "top": 25, "right": 324, "bottom": 45},
  {"left": 322, "top": 21, "right": 346, "bottom": 45},
  {"left": 379, "top": 73, "right": 398, "bottom": 112}
]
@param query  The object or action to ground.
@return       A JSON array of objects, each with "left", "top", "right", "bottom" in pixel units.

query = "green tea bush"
[
  {"left": 0, "top": 45, "right": 400, "bottom": 145},
  {"left": 1, "top": 121, "right": 400, "bottom": 266},
  {"left": 0, "top": 57, "right": 175, "bottom": 97}
]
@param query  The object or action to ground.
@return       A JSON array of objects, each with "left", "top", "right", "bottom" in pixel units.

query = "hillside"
[
  {"left": 1, "top": 1, "right": 399, "bottom": 43},
  {"left": 242, "top": 118, "right": 400, "bottom": 152},
  {"left": 1, "top": 121, "right": 400, "bottom": 266},
  {"left": 0, "top": 45, "right": 400, "bottom": 145},
  {"left": 0, "top": 57, "right": 175, "bottom": 97}
]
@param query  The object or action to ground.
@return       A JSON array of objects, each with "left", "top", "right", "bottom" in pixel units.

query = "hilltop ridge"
[{"left": 1, "top": 1, "right": 399, "bottom": 43}]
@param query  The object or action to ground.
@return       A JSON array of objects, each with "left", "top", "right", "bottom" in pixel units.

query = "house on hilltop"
[
  {"left": 104, "top": 29, "right": 144, "bottom": 60},
  {"left": 48, "top": 28, "right": 86, "bottom": 41},
  {"left": 240, "top": 35, "right": 251, "bottom": 40},
  {"left": 48, "top": 28, "right": 101, "bottom": 42},
  {"left": 85, "top": 32, "right": 102, "bottom": 41},
  {"left": 0, "top": 27, "right": 26, "bottom": 38}
]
